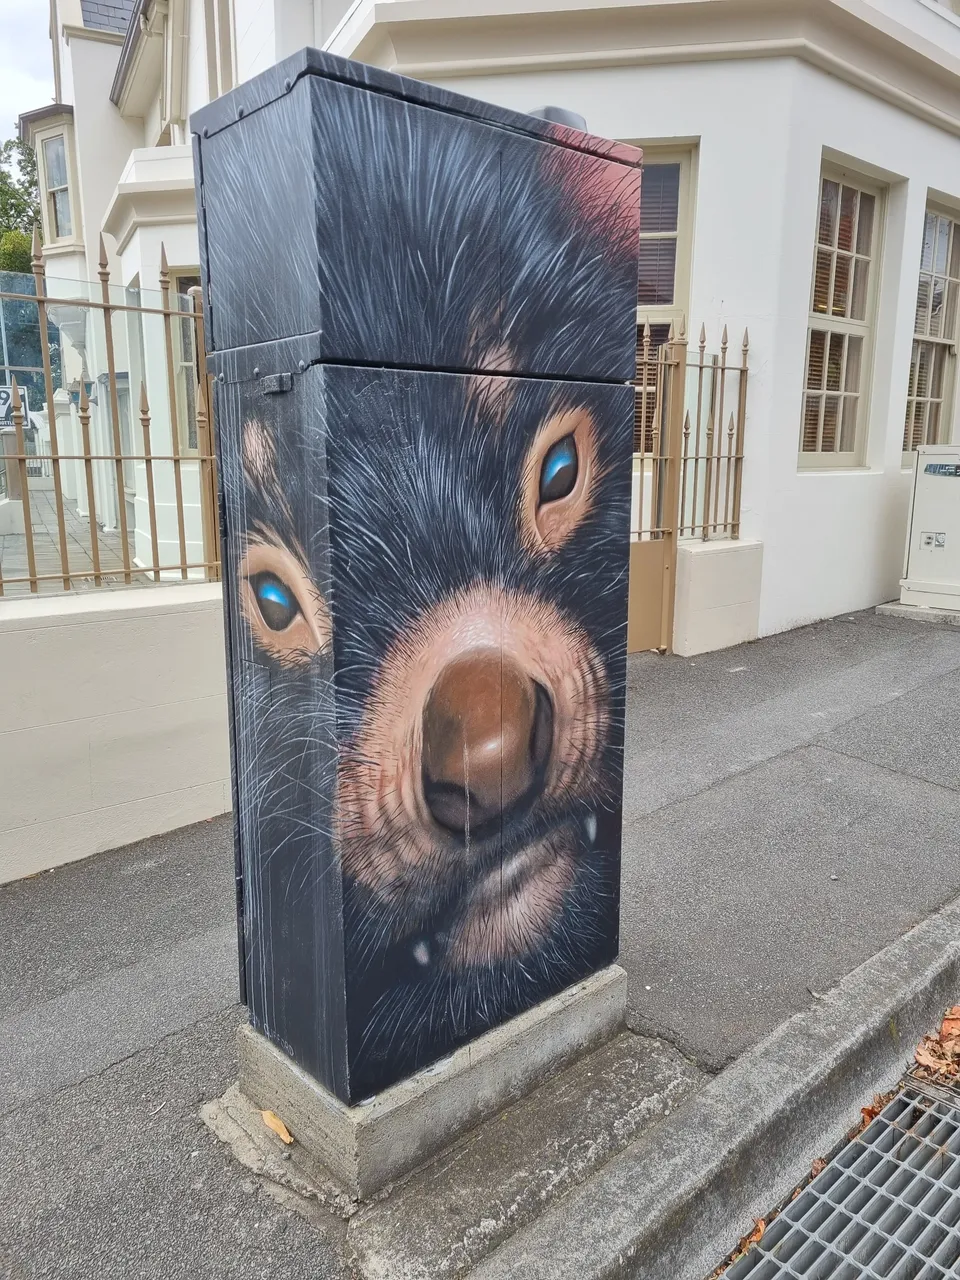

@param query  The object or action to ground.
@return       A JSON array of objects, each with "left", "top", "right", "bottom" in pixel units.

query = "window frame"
[
  {"left": 631, "top": 147, "right": 696, "bottom": 457},
  {"left": 171, "top": 269, "right": 203, "bottom": 456},
  {"left": 902, "top": 203, "right": 960, "bottom": 463},
  {"left": 634, "top": 145, "right": 697, "bottom": 336},
  {"left": 799, "top": 164, "right": 885, "bottom": 471},
  {"left": 34, "top": 122, "right": 82, "bottom": 248}
]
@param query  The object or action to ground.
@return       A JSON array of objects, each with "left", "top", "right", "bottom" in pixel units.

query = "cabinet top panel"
[
  {"left": 192, "top": 54, "right": 641, "bottom": 380},
  {"left": 190, "top": 47, "right": 642, "bottom": 170}
]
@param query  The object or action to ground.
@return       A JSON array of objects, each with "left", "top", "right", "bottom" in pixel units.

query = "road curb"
[{"left": 469, "top": 892, "right": 960, "bottom": 1280}]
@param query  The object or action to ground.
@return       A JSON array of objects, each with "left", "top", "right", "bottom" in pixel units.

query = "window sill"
[
  {"left": 796, "top": 460, "right": 873, "bottom": 475},
  {"left": 42, "top": 238, "right": 85, "bottom": 257}
]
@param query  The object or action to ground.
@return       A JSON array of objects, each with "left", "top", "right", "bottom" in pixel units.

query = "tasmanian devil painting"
[{"left": 192, "top": 51, "right": 641, "bottom": 1102}]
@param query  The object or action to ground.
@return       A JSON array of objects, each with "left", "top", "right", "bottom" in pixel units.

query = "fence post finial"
[
  {"left": 98, "top": 233, "right": 109, "bottom": 278},
  {"left": 742, "top": 327, "right": 750, "bottom": 353},
  {"left": 159, "top": 242, "right": 169, "bottom": 281},
  {"left": 10, "top": 376, "right": 21, "bottom": 413},
  {"left": 31, "top": 226, "right": 42, "bottom": 265},
  {"left": 677, "top": 314, "right": 687, "bottom": 342}
]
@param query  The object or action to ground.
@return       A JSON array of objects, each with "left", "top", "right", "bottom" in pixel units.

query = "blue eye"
[
  {"left": 539, "top": 434, "right": 579, "bottom": 504},
  {"left": 251, "top": 573, "right": 299, "bottom": 631}
]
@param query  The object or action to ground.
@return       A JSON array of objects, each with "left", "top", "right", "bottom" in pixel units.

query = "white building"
[{"left": 19, "top": 0, "right": 960, "bottom": 645}]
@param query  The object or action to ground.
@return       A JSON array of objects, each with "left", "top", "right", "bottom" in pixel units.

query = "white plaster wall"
[
  {"left": 68, "top": 38, "right": 144, "bottom": 282},
  {"left": 185, "top": 0, "right": 211, "bottom": 118},
  {"left": 0, "top": 585, "right": 230, "bottom": 884},
  {"left": 425, "top": 56, "right": 960, "bottom": 635},
  {"left": 234, "top": 0, "right": 280, "bottom": 80},
  {"left": 864, "top": 0, "right": 960, "bottom": 48},
  {"left": 317, "top": 0, "right": 358, "bottom": 42},
  {"left": 232, "top": 0, "right": 317, "bottom": 81},
  {"left": 143, "top": 94, "right": 165, "bottom": 148}
]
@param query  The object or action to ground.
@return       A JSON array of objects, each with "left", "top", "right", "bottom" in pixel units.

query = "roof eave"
[
  {"left": 18, "top": 103, "right": 75, "bottom": 144},
  {"left": 109, "top": 0, "right": 151, "bottom": 105}
]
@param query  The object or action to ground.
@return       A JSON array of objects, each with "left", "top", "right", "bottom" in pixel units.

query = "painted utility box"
[{"left": 191, "top": 50, "right": 642, "bottom": 1103}]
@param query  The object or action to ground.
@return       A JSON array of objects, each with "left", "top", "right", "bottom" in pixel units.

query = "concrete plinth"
[
  {"left": 237, "top": 964, "right": 626, "bottom": 1199},
  {"left": 672, "top": 538, "right": 763, "bottom": 657},
  {"left": 877, "top": 600, "right": 960, "bottom": 627},
  {"left": 0, "top": 498, "right": 24, "bottom": 535}
]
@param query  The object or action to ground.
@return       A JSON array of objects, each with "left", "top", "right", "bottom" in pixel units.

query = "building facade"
[{"left": 18, "top": 0, "right": 960, "bottom": 642}]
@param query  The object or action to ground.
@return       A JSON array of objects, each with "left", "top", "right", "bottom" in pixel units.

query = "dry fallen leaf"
[
  {"left": 811, "top": 1157, "right": 827, "bottom": 1177},
  {"left": 261, "top": 1109, "right": 294, "bottom": 1145},
  {"left": 917, "top": 1040, "right": 946, "bottom": 1070},
  {"left": 738, "top": 1219, "right": 765, "bottom": 1251}
]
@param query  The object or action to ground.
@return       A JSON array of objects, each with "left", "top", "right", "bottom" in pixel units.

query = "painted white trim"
[
  {"left": 916, "top": 0, "right": 960, "bottom": 33},
  {"left": 0, "top": 582, "right": 223, "bottom": 630},
  {"left": 389, "top": 38, "right": 960, "bottom": 137},
  {"left": 101, "top": 146, "right": 198, "bottom": 253},
  {"left": 62, "top": 22, "right": 125, "bottom": 44},
  {"left": 333, "top": 1, "right": 960, "bottom": 138}
]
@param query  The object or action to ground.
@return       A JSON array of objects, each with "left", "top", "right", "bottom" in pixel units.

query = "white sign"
[{"left": 0, "top": 385, "right": 31, "bottom": 427}]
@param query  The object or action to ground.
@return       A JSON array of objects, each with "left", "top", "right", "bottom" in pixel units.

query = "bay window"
[{"left": 800, "top": 170, "right": 882, "bottom": 467}]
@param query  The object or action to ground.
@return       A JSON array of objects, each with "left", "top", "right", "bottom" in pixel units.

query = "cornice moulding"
[
  {"left": 337, "top": 0, "right": 960, "bottom": 135},
  {"left": 62, "top": 23, "right": 125, "bottom": 44},
  {"left": 102, "top": 182, "right": 198, "bottom": 255}
]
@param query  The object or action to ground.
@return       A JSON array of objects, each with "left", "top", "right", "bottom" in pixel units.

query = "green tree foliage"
[
  {"left": 0, "top": 138, "right": 41, "bottom": 236},
  {"left": 0, "top": 273, "right": 61, "bottom": 401},
  {"left": 0, "top": 140, "right": 60, "bottom": 403},
  {"left": 0, "top": 230, "right": 31, "bottom": 274}
]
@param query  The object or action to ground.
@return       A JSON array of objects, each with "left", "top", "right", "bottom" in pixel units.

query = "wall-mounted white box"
[{"left": 901, "top": 445, "right": 960, "bottom": 611}]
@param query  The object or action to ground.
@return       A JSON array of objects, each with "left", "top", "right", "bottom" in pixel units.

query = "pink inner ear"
[
  {"left": 242, "top": 419, "right": 277, "bottom": 488},
  {"left": 464, "top": 369, "right": 518, "bottom": 420},
  {"left": 479, "top": 341, "right": 515, "bottom": 372},
  {"left": 549, "top": 153, "right": 641, "bottom": 245}
]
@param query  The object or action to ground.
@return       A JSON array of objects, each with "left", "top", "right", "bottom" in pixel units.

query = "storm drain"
[{"left": 725, "top": 1086, "right": 960, "bottom": 1279}]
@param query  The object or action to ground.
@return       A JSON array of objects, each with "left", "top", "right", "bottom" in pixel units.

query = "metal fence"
[
  {"left": 0, "top": 232, "right": 219, "bottom": 597},
  {"left": 632, "top": 319, "right": 749, "bottom": 544},
  {"left": 0, "top": 243, "right": 749, "bottom": 604}
]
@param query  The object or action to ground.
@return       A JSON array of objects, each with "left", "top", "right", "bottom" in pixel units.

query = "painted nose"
[{"left": 421, "top": 649, "right": 553, "bottom": 835}]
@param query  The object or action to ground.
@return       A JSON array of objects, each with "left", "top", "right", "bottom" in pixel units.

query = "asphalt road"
[
  {"left": 2, "top": 608, "right": 960, "bottom": 1277},
  {"left": 621, "top": 609, "right": 960, "bottom": 1067}
]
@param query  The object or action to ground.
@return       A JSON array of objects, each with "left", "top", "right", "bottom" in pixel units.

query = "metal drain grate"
[{"left": 726, "top": 1087, "right": 960, "bottom": 1279}]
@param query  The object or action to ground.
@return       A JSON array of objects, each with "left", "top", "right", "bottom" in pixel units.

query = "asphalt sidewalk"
[{"left": 2, "top": 608, "right": 960, "bottom": 1278}]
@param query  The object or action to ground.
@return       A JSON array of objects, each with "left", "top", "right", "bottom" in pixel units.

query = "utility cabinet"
[
  {"left": 901, "top": 444, "right": 960, "bottom": 612},
  {"left": 192, "top": 49, "right": 642, "bottom": 1102}
]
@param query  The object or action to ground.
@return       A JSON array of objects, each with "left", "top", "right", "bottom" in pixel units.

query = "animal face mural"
[{"left": 193, "top": 50, "right": 641, "bottom": 1101}]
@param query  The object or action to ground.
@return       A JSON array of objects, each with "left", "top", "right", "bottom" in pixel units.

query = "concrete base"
[
  {"left": 877, "top": 600, "right": 960, "bottom": 627},
  {"left": 672, "top": 538, "right": 763, "bottom": 656},
  {"left": 237, "top": 964, "right": 626, "bottom": 1199},
  {"left": 203, "top": 1023, "right": 702, "bottom": 1277}
]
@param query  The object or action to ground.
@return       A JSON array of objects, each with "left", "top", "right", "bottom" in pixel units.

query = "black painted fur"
[{"left": 215, "top": 87, "right": 637, "bottom": 1098}]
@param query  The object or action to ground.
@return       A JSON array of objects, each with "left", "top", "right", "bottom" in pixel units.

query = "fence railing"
[
  {"left": 0, "top": 231, "right": 219, "bottom": 597},
  {"left": 632, "top": 319, "right": 749, "bottom": 543}
]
